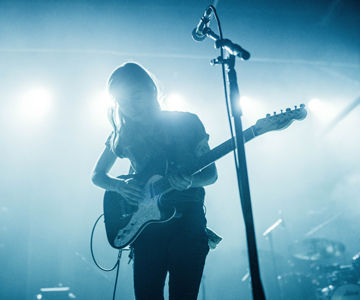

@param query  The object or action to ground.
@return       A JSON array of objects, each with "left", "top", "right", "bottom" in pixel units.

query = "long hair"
[{"left": 106, "top": 62, "right": 163, "bottom": 153}]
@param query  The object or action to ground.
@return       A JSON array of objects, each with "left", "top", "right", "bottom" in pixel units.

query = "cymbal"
[{"left": 289, "top": 238, "right": 345, "bottom": 261}]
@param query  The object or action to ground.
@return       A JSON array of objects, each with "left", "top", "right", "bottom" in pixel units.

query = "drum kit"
[{"left": 277, "top": 238, "right": 360, "bottom": 300}]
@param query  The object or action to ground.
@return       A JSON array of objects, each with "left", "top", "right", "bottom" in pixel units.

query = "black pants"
[{"left": 132, "top": 203, "right": 209, "bottom": 300}]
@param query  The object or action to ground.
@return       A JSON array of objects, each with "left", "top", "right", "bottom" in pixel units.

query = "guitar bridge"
[{"left": 120, "top": 212, "right": 132, "bottom": 219}]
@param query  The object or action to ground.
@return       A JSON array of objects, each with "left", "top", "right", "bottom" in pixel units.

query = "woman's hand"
[
  {"left": 117, "top": 178, "right": 144, "bottom": 205},
  {"left": 168, "top": 173, "right": 193, "bottom": 191}
]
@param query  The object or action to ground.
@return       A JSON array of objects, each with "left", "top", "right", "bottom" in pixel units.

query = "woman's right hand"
[{"left": 117, "top": 178, "right": 144, "bottom": 206}]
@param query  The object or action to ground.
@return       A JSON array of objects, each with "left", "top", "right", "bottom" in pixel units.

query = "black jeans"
[{"left": 132, "top": 203, "right": 209, "bottom": 300}]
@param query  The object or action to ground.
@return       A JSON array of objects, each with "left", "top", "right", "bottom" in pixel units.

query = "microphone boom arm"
[{"left": 203, "top": 27, "right": 250, "bottom": 60}]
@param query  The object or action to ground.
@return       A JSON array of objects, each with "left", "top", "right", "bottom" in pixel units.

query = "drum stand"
[{"left": 263, "top": 218, "right": 284, "bottom": 299}]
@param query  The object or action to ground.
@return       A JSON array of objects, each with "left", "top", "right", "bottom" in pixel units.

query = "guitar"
[{"left": 103, "top": 105, "right": 307, "bottom": 249}]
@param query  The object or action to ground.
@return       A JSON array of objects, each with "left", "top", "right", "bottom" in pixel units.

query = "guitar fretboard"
[{"left": 152, "top": 126, "right": 257, "bottom": 196}]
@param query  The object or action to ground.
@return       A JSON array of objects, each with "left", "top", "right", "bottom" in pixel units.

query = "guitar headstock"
[{"left": 253, "top": 104, "right": 307, "bottom": 136}]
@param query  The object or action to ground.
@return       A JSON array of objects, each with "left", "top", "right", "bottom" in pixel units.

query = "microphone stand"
[{"left": 204, "top": 27, "right": 266, "bottom": 300}]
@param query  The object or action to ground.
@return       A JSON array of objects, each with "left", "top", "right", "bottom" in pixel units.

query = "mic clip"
[
  {"left": 210, "top": 56, "right": 227, "bottom": 66},
  {"left": 210, "top": 56, "right": 236, "bottom": 68}
]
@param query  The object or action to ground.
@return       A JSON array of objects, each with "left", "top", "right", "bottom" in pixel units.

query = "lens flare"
[{"left": 21, "top": 88, "right": 52, "bottom": 119}]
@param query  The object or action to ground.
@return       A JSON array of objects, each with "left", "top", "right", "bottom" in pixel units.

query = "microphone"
[{"left": 192, "top": 7, "right": 213, "bottom": 42}]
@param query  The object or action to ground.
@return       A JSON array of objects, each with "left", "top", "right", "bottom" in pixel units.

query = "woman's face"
[{"left": 112, "top": 83, "right": 159, "bottom": 124}]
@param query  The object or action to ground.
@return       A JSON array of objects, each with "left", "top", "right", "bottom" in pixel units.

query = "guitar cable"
[{"left": 90, "top": 213, "right": 130, "bottom": 300}]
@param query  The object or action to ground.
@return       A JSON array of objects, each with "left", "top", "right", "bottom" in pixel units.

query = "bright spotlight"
[
  {"left": 21, "top": 88, "right": 52, "bottom": 119},
  {"left": 240, "top": 96, "right": 252, "bottom": 110},
  {"left": 308, "top": 98, "right": 339, "bottom": 123},
  {"left": 308, "top": 98, "right": 321, "bottom": 112},
  {"left": 165, "top": 94, "right": 186, "bottom": 111},
  {"left": 239, "top": 96, "right": 258, "bottom": 120},
  {"left": 91, "top": 90, "right": 113, "bottom": 122}
]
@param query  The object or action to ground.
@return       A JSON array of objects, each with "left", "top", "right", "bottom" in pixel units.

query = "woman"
[{"left": 91, "top": 62, "right": 217, "bottom": 300}]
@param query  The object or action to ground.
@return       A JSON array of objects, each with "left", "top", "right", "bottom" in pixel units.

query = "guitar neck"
[{"left": 153, "top": 126, "right": 257, "bottom": 195}]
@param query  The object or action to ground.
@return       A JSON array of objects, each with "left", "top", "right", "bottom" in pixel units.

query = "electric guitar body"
[{"left": 103, "top": 156, "right": 177, "bottom": 249}]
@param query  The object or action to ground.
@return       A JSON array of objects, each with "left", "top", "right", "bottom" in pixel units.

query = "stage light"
[
  {"left": 240, "top": 96, "right": 252, "bottom": 111},
  {"left": 21, "top": 88, "right": 52, "bottom": 120},
  {"left": 308, "top": 98, "right": 321, "bottom": 112},
  {"left": 164, "top": 93, "right": 187, "bottom": 111},
  {"left": 239, "top": 96, "right": 259, "bottom": 121},
  {"left": 307, "top": 98, "right": 339, "bottom": 124},
  {"left": 91, "top": 90, "right": 113, "bottom": 122}
]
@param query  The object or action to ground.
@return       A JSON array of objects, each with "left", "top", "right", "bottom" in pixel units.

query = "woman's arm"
[
  {"left": 91, "top": 147, "right": 143, "bottom": 205},
  {"left": 91, "top": 147, "right": 120, "bottom": 192},
  {"left": 168, "top": 137, "right": 218, "bottom": 190}
]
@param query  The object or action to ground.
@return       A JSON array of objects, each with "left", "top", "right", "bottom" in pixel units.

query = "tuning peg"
[
  {"left": 280, "top": 110, "right": 283, "bottom": 113},
  {"left": 266, "top": 113, "right": 270, "bottom": 117},
  {"left": 294, "top": 105, "right": 297, "bottom": 109},
  {"left": 286, "top": 108, "right": 291, "bottom": 112},
  {"left": 274, "top": 112, "right": 276, "bottom": 115},
  {"left": 300, "top": 104, "right": 305, "bottom": 108}
]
